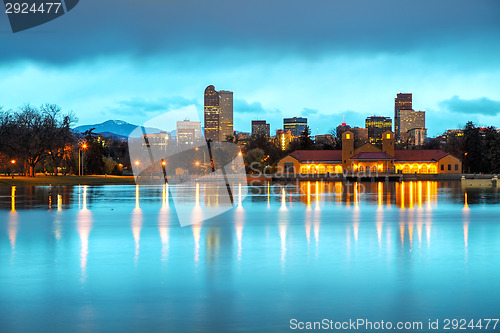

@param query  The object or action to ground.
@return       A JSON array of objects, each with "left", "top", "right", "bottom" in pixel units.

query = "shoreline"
[
  {"left": 0, "top": 175, "right": 137, "bottom": 186},
  {"left": 0, "top": 173, "right": 491, "bottom": 186}
]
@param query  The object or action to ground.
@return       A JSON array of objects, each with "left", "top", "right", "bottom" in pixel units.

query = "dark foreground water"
[{"left": 1, "top": 181, "right": 500, "bottom": 333}]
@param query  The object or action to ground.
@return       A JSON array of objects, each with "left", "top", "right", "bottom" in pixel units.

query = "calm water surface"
[{"left": 1, "top": 181, "right": 500, "bottom": 332}]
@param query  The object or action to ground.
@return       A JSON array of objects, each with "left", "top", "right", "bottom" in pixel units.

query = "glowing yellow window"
[
  {"left": 386, "top": 134, "right": 391, "bottom": 139},
  {"left": 346, "top": 134, "right": 351, "bottom": 139},
  {"left": 300, "top": 166, "right": 307, "bottom": 174}
]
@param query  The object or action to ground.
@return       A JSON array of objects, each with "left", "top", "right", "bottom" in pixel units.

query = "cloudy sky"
[{"left": 1, "top": 0, "right": 500, "bottom": 136}]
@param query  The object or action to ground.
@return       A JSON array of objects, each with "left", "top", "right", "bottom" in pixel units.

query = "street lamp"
[
  {"left": 79, "top": 144, "right": 87, "bottom": 176},
  {"left": 195, "top": 161, "right": 200, "bottom": 167},
  {"left": 195, "top": 147, "right": 206, "bottom": 164}
]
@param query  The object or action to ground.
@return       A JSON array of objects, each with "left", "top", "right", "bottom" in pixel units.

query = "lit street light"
[
  {"left": 79, "top": 143, "right": 87, "bottom": 176},
  {"left": 195, "top": 147, "right": 206, "bottom": 163}
]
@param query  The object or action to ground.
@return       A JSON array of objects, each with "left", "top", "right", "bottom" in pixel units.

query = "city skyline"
[{"left": 1, "top": 0, "right": 499, "bottom": 136}]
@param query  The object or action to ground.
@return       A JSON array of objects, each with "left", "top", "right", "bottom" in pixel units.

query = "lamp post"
[
  {"left": 10, "top": 160, "right": 15, "bottom": 177},
  {"left": 195, "top": 147, "right": 206, "bottom": 164},
  {"left": 79, "top": 143, "right": 87, "bottom": 176}
]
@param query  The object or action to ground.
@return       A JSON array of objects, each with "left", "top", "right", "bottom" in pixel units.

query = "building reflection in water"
[
  {"left": 77, "top": 185, "right": 92, "bottom": 282},
  {"left": 313, "top": 182, "right": 320, "bottom": 246},
  {"left": 8, "top": 186, "right": 18, "bottom": 252},
  {"left": 132, "top": 185, "right": 142, "bottom": 264},
  {"left": 280, "top": 187, "right": 287, "bottom": 211},
  {"left": 463, "top": 192, "right": 469, "bottom": 256},
  {"left": 376, "top": 182, "right": 383, "bottom": 247},
  {"left": 159, "top": 184, "right": 170, "bottom": 260},
  {"left": 53, "top": 194, "right": 63, "bottom": 241},
  {"left": 278, "top": 186, "right": 288, "bottom": 267},
  {"left": 192, "top": 222, "right": 202, "bottom": 263},
  {"left": 235, "top": 183, "right": 244, "bottom": 261}
]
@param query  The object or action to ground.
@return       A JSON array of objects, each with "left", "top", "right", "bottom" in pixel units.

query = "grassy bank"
[{"left": 0, "top": 175, "right": 136, "bottom": 186}]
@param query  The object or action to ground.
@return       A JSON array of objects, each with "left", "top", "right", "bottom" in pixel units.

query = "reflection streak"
[{"left": 77, "top": 185, "right": 92, "bottom": 282}]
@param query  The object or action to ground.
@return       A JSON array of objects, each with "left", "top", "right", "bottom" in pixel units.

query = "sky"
[{"left": 1, "top": 0, "right": 500, "bottom": 136}]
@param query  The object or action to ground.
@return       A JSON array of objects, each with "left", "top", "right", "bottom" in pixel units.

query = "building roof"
[
  {"left": 289, "top": 150, "right": 342, "bottom": 162},
  {"left": 350, "top": 152, "right": 394, "bottom": 160},
  {"left": 394, "top": 149, "right": 449, "bottom": 162}
]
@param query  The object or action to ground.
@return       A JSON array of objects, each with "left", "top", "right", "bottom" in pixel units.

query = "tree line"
[{"left": 0, "top": 105, "right": 130, "bottom": 177}]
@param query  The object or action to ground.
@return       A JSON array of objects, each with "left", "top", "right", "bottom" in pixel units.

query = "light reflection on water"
[{"left": 1, "top": 181, "right": 500, "bottom": 332}]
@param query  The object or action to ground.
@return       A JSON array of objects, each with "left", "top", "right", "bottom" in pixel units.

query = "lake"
[{"left": 1, "top": 181, "right": 500, "bottom": 332}]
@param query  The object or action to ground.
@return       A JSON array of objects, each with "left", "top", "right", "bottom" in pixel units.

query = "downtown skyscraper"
[
  {"left": 394, "top": 93, "right": 412, "bottom": 140},
  {"left": 204, "top": 85, "right": 233, "bottom": 142},
  {"left": 394, "top": 92, "right": 426, "bottom": 144}
]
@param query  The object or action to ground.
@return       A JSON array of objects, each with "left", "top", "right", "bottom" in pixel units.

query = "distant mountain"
[{"left": 74, "top": 120, "right": 163, "bottom": 138}]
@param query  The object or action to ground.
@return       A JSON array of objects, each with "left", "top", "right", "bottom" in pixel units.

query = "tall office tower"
[
  {"left": 204, "top": 85, "right": 220, "bottom": 141},
  {"left": 398, "top": 110, "right": 426, "bottom": 140},
  {"left": 204, "top": 85, "right": 233, "bottom": 142},
  {"left": 177, "top": 120, "right": 202, "bottom": 145},
  {"left": 283, "top": 117, "right": 307, "bottom": 137},
  {"left": 251, "top": 120, "right": 270, "bottom": 137},
  {"left": 218, "top": 90, "right": 233, "bottom": 141},
  {"left": 365, "top": 116, "right": 392, "bottom": 145},
  {"left": 394, "top": 93, "right": 412, "bottom": 139}
]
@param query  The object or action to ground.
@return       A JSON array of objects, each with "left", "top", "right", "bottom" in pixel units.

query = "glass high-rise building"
[
  {"left": 365, "top": 116, "right": 392, "bottom": 145},
  {"left": 398, "top": 109, "right": 426, "bottom": 141},
  {"left": 218, "top": 90, "right": 233, "bottom": 141},
  {"left": 204, "top": 85, "right": 233, "bottom": 142},
  {"left": 283, "top": 117, "right": 307, "bottom": 137},
  {"left": 394, "top": 93, "right": 412, "bottom": 139}
]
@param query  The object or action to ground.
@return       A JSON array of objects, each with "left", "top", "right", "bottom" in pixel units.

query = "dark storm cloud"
[
  {"left": 439, "top": 96, "right": 500, "bottom": 116},
  {"left": 1, "top": 0, "right": 499, "bottom": 65}
]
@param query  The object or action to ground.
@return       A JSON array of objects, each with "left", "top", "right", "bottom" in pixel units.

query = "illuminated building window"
[
  {"left": 301, "top": 166, "right": 307, "bottom": 174},
  {"left": 346, "top": 134, "right": 351, "bottom": 139},
  {"left": 386, "top": 134, "right": 391, "bottom": 139}
]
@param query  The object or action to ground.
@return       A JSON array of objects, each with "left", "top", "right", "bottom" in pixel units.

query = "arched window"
[
  {"left": 335, "top": 165, "right": 342, "bottom": 174},
  {"left": 403, "top": 164, "right": 410, "bottom": 173}
]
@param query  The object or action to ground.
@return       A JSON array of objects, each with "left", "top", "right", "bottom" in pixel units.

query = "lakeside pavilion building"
[{"left": 277, "top": 130, "right": 462, "bottom": 175}]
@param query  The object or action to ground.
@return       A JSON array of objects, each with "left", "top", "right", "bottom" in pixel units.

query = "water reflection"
[
  {"left": 2, "top": 180, "right": 500, "bottom": 333},
  {"left": 8, "top": 186, "right": 18, "bottom": 252},
  {"left": 77, "top": 185, "right": 92, "bottom": 282},
  {"left": 2, "top": 181, "right": 498, "bottom": 271},
  {"left": 159, "top": 184, "right": 169, "bottom": 260},
  {"left": 132, "top": 185, "right": 142, "bottom": 263}
]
